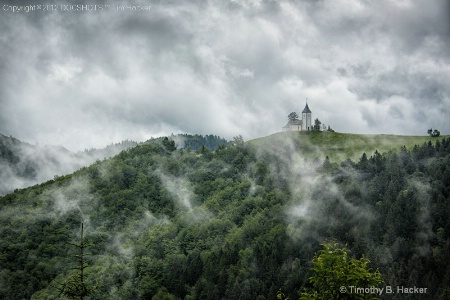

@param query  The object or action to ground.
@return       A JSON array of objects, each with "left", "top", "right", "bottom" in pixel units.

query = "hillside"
[
  {"left": 1, "top": 134, "right": 450, "bottom": 299},
  {"left": 0, "top": 133, "right": 83, "bottom": 196},
  {"left": 249, "top": 131, "right": 450, "bottom": 161},
  {"left": 0, "top": 133, "right": 227, "bottom": 196}
]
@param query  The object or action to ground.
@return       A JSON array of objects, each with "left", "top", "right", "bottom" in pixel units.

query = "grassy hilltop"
[{"left": 249, "top": 131, "right": 449, "bottom": 162}]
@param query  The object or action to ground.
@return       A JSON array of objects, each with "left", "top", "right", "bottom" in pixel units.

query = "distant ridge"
[
  {"left": 248, "top": 131, "right": 449, "bottom": 162},
  {"left": 0, "top": 133, "right": 82, "bottom": 196},
  {"left": 0, "top": 133, "right": 228, "bottom": 195}
]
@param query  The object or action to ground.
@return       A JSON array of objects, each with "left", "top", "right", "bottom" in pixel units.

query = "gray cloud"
[{"left": 0, "top": 0, "right": 449, "bottom": 151}]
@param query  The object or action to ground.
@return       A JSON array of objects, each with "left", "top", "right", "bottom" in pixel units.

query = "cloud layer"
[{"left": 1, "top": 0, "right": 449, "bottom": 151}]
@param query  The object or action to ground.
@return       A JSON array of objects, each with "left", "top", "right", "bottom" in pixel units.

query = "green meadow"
[{"left": 249, "top": 131, "right": 449, "bottom": 162}]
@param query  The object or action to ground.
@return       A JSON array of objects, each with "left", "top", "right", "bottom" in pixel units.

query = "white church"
[{"left": 282, "top": 103, "right": 312, "bottom": 132}]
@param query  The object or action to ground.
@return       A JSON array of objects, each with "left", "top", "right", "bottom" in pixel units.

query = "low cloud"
[
  {"left": 256, "top": 136, "right": 376, "bottom": 244},
  {"left": 157, "top": 171, "right": 195, "bottom": 211}
]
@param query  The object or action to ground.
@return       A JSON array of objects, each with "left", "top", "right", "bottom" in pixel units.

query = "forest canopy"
[{"left": 0, "top": 134, "right": 449, "bottom": 299}]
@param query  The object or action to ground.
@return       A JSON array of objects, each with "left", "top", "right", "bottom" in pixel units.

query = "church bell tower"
[{"left": 302, "top": 102, "right": 312, "bottom": 131}]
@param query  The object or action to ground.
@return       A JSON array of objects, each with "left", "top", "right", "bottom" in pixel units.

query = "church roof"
[
  {"left": 283, "top": 119, "right": 302, "bottom": 127},
  {"left": 302, "top": 103, "right": 311, "bottom": 113}
]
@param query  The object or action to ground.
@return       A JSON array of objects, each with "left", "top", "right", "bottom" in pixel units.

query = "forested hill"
[
  {"left": 0, "top": 133, "right": 227, "bottom": 196},
  {"left": 0, "top": 133, "right": 82, "bottom": 196},
  {"left": 1, "top": 134, "right": 450, "bottom": 299}
]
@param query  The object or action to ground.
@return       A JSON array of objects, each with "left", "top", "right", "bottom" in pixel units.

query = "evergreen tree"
[
  {"left": 359, "top": 153, "right": 369, "bottom": 171},
  {"left": 58, "top": 223, "right": 94, "bottom": 300},
  {"left": 313, "top": 119, "right": 322, "bottom": 131},
  {"left": 162, "top": 137, "right": 177, "bottom": 152}
]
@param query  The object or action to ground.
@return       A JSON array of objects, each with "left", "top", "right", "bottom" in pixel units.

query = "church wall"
[{"left": 302, "top": 113, "right": 312, "bottom": 131}]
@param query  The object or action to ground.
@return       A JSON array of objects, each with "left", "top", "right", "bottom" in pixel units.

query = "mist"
[
  {"left": 0, "top": 133, "right": 138, "bottom": 196},
  {"left": 254, "top": 136, "right": 376, "bottom": 245}
]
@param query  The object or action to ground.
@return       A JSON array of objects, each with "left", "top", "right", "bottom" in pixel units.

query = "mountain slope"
[
  {"left": 0, "top": 133, "right": 84, "bottom": 196},
  {"left": 0, "top": 133, "right": 227, "bottom": 196},
  {"left": 0, "top": 134, "right": 140, "bottom": 196},
  {"left": 1, "top": 134, "right": 449, "bottom": 299}
]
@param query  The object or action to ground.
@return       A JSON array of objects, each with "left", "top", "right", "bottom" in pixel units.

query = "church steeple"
[
  {"left": 302, "top": 100, "right": 312, "bottom": 130},
  {"left": 302, "top": 103, "right": 311, "bottom": 114}
]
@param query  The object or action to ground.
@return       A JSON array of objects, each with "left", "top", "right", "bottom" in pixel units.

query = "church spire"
[{"left": 302, "top": 102, "right": 311, "bottom": 113}]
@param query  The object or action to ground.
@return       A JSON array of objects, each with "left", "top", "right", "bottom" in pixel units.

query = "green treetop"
[
  {"left": 299, "top": 242, "right": 382, "bottom": 300},
  {"left": 288, "top": 112, "right": 299, "bottom": 121}
]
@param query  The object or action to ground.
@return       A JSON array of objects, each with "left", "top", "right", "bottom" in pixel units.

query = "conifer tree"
[{"left": 58, "top": 223, "right": 94, "bottom": 300}]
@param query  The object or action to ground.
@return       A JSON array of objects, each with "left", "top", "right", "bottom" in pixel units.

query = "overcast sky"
[{"left": 1, "top": 0, "right": 449, "bottom": 151}]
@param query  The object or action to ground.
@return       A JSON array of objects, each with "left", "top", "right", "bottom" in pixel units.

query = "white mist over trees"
[
  {"left": 0, "top": 134, "right": 450, "bottom": 299},
  {"left": 0, "top": 133, "right": 227, "bottom": 196}
]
